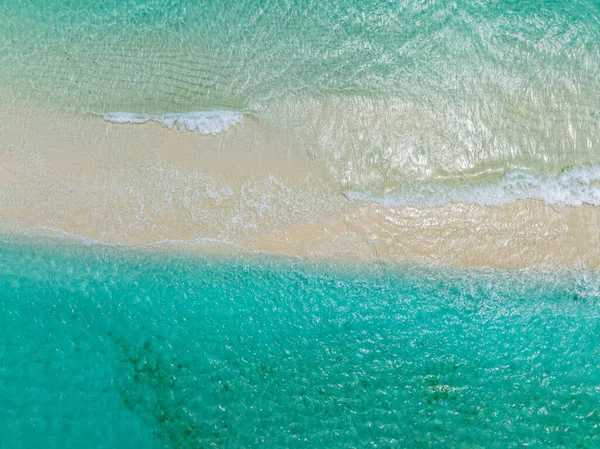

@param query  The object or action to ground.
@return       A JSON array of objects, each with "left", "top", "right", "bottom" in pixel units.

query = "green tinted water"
[
  {"left": 2, "top": 0, "right": 599, "bottom": 186},
  {"left": 1, "top": 238, "right": 599, "bottom": 448}
]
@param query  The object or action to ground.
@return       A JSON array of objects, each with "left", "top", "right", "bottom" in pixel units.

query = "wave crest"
[
  {"left": 345, "top": 165, "right": 600, "bottom": 208},
  {"left": 101, "top": 111, "right": 243, "bottom": 136}
]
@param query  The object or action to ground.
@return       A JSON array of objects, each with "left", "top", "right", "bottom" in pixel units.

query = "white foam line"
[
  {"left": 345, "top": 165, "right": 600, "bottom": 208},
  {"left": 9, "top": 226, "right": 238, "bottom": 251},
  {"left": 101, "top": 110, "right": 244, "bottom": 136}
]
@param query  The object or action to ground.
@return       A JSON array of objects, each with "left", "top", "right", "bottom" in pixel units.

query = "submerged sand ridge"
[
  {"left": 1, "top": 101, "right": 599, "bottom": 269},
  {"left": 239, "top": 201, "right": 600, "bottom": 269}
]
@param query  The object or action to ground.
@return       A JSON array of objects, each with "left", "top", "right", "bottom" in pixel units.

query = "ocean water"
[
  {"left": 2, "top": 0, "right": 600, "bottom": 193},
  {"left": 1, "top": 3, "right": 600, "bottom": 446},
  {"left": 1, "top": 237, "right": 599, "bottom": 448}
]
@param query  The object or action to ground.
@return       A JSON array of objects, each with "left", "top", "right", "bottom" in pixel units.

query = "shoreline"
[
  {"left": 1, "top": 198, "right": 598, "bottom": 271},
  {"left": 238, "top": 200, "right": 600, "bottom": 270},
  {"left": 1, "top": 101, "right": 599, "bottom": 270}
]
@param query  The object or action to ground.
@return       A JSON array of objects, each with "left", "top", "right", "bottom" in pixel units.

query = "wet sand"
[
  {"left": 1, "top": 101, "right": 599, "bottom": 269},
  {"left": 239, "top": 201, "right": 600, "bottom": 269}
]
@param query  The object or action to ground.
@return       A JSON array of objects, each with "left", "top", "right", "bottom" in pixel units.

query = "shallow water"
[
  {"left": 2, "top": 0, "right": 599, "bottom": 189},
  {"left": 2, "top": 3, "right": 600, "bottom": 444},
  {"left": 1, "top": 238, "right": 599, "bottom": 448}
]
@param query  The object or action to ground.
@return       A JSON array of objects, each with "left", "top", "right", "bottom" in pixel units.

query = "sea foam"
[
  {"left": 101, "top": 111, "right": 243, "bottom": 135},
  {"left": 345, "top": 165, "right": 600, "bottom": 208}
]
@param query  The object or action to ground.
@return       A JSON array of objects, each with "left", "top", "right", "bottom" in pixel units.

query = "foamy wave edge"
[
  {"left": 101, "top": 111, "right": 243, "bottom": 135},
  {"left": 345, "top": 165, "right": 600, "bottom": 208}
]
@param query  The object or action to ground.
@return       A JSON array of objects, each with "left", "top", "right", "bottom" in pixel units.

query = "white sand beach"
[{"left": 1, "top": 100, "right": 599, "bottom": 269}]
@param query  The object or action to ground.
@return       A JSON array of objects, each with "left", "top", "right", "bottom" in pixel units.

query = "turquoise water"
[
  {"left": 1, "top": 238, "right": 599, "bottom": 448},
  {"left": 2, "top": 0, "right": 600, "bottom": 187},
  {"left": 2, "top": 3, "right": 600, "bottom": 445}
]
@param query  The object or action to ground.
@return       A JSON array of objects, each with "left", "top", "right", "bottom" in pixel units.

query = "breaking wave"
[
  {"left": 101, "top": 111, "right": 243, "bottom": 136},
  {"left": 345, "top": 165, "right": 600, "bottom": 208}
]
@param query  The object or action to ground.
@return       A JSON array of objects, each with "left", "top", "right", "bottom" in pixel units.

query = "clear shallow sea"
[
  {"left": 1, "top": 2, "right": 600, "bottom": 446},
  {"left": 2, "top": 0, "right": 600, "bottom": 192},
  {"left": 1, "top": 237, "right": 599, "bottom": 448}
]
